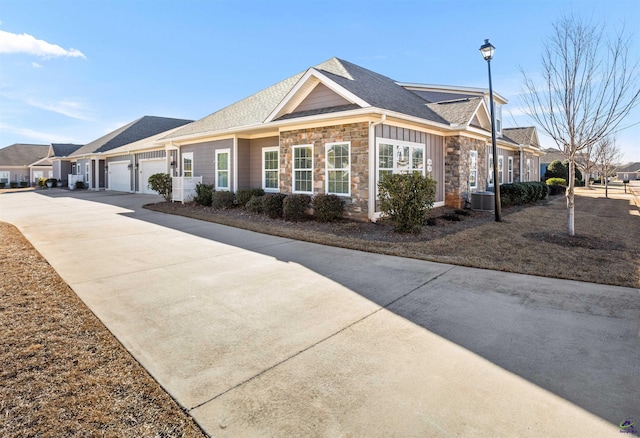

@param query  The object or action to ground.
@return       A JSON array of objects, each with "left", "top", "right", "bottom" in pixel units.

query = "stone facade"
[
  {"left": 279, "top": 122, "right": 370, "bottom": 220},
  {"left": 444, "top": 135, "right": 487, "bottom": 208}
]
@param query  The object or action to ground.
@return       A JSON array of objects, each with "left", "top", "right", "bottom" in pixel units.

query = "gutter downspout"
[
  {"left": 519, "top": 145, "right": 524, "bottom": 182},
  {"left": 368, "top": 114, "right": 386, "bottom": 222}
]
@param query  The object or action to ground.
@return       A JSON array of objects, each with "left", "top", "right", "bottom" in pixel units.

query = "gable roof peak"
[{"left": 313, "top": 57, "right": 354, "bottom": 80}]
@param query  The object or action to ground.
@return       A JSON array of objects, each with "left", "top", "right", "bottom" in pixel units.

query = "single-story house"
[
  {"left": 53, "top": 116, "right": 193, "bottom": 189},
  {"left": 615, "top": 162, "right": 640, "bottom": 181},
  {"left": 150, "top": 57, "right": 543, "bottom": 220},
  {"left": 0, "top": 143, "right": 50, "bottom": 186}
]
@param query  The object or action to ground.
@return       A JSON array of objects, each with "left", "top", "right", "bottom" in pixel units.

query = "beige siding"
[
  {"left": 295, "top": 83, "right": 351, "bottom": 113},
  {"left": 238, "top": 139, "right": 251, "bottom": 188}
]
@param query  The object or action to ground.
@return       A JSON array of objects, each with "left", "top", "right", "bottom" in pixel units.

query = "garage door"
[
  {"left": 109, "top": 162, "right": 131, "bottom": 192},
  {"left": 139, "top": 159, "right": 166, "bottom": 194}
]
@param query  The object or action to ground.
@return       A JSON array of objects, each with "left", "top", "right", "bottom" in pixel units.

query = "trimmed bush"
[
  {"left": 549, "top": 184, "right": 567, "bottom": 195},
  {"left": 283, "top": 194, "right": 311, "bottom": 222},
  {"left": 211, "top": 191, "right": 235, "bottom": 210},
  {"left": 313, "top": 194, "right": 344, "bottom": 222},
  {"left": 0, "top": 182, "right": 5, "bottom": 188},
  {"left": 194, "top": 183, "right": 214, "bottom": 206},
  {"left": 236, "top": 188, "right": 265, "bottom": 207},
  {"left": 262, "top": 193, "right": 286, "bottom": 219},
  {"left": 378, "top": 172, "right": 437, "bottom": 233},
  {"left": 546, "top": 177, "right": 567, "bottom": 186},
  {"left": 10, "top": 182, "right": 18, "bottom": 188},
  {"left": 500, "top": 181, "right": 548, "bottom": 207},
  {"left": 75, "top": 181, "right": 84, "bottom": 189},
  {"left": 147, "top": 173, "right": 172, "bottom": 201},
  {"left": 246, "top": 195, "right": 264, "bottom": 213}
]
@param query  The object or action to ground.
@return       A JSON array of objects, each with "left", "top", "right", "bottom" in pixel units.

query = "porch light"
[
  {"left": 479, "top": 38, "right": 502, "bottom": 221},
  {"left": 170, "top": 160, "right": 176, "bottom": 167}
]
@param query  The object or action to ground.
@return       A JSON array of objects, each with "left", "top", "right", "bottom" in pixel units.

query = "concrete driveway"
[{"left": 1, "top": 189, "right": 638, "bottom": 437}]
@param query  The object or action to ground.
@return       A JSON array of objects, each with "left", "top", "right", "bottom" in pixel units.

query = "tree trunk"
[{"left": 566, "top": 159, "right": 575, "bottom": 236}]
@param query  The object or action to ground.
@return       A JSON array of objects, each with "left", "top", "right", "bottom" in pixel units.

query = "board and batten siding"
[
  {"left": 375, "top": 124, "right": 445, "bottom": 203},
  {"left": 294, "top": 83, "right": 351, "bottom": 113},
  {"left": 182, "top": 139, "right": 234, "bottom": 188}
]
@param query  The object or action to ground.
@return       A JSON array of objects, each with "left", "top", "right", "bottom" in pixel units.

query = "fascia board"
[
  {"left": 264, "top": 68, "right": 370, "bottom": 123},
  {"left": 397, "top": 81, "right": 509, "bottom": 105}
]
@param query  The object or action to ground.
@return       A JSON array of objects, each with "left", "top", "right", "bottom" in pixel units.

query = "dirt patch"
[{"left": 0, "top": 222, "right": 206, "bottom": 437}]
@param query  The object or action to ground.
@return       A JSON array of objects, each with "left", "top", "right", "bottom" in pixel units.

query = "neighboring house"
[
  {"left": 0, "top": 143, "right": 50, "bottom": 186},
  {"left": 539, "top": 147, "right": 565, "bottom": 179},
  {"left": 48, "top": 143, "right": 84, "bottom": 186},
  {"left": 615, "top": 162, "right": 640, "bottom": 181},
  {"left": 155, "top": 57, "right": 543, "bottom": 220},
  {"left": 54, "top": 116, "right": 193, "bottom": 189},
  {"left": 101, "top": 125, "right": 192, "bottom": 194}
]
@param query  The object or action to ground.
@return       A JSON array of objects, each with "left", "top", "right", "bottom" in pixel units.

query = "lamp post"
[{"left": 480, "top": 38, "right": 502, "bottom": 222}]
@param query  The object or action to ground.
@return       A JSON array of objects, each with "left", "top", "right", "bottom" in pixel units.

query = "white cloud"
[
  {"left": 31, "top": 62, "right": 43, "bottom": 69},
  {"left": 0, "top": 122, "right": 74, "bottom": 143},
  {"left": 25, "top": 98, "right": 94, "bottom": 121},
  {"left": 0, "top": 29, "right": 86, "bottom": 59}
]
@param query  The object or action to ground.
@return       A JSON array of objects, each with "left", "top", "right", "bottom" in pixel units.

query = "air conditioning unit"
[{"left": 471, "top": 191, "right": 495, "bottom": 211}]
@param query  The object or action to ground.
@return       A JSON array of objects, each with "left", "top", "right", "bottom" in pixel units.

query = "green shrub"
[
  {"left": 500, "top": 182, "right": 548, "bottom": 207},
  {"left": 549, "top": 184, "right": 567, "bottom": 195},
  {"left": 313, "top": 194, "right": 344, "bottom": 222},
  {"left": 10, "top": 182, "right": 18, "bottom": 188},
  {"left": 37, "top": 177, "right": 47, "bottom": 188},
  {"left": 194, "top": 183, "right": 214, "bottom": 206},
  {"left": 378, "top": 172, "right": 437, "bottom": 233},
  {"left": 262, "top": 193, "right": 286, "bottom": 219},
  {"left": 236, "top": 188, "right": 265, "bottom": 207},
  {"left": 283, "top": 194, "right": 311, "bottom": 221},
  {"left": 246, "top": 195, "right": 264, "bottom": 213},
  {"left": 147, "top": 173, "right": 172, "bottom": 201},
  {"left": 544, "top": 159, "right": 582, "bottom": 182},
  {"left": 75, "top": 181, "right": 84, "bottom": 189},
  {"left": 211, "top": 191, "right": 235, "bottom": 209},
  {"left": 546, "top": 177, "right": 567, "bottom": 186},
  {"left": 0, "top": 182, "right": 5, "bottom": 188}
]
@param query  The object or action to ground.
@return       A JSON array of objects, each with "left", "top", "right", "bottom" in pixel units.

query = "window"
[
  {"left": 33, "top": 171, "right": 44, "bottom": 182},
  {"left": 498, "top": 155, "right": 504, "bottom": 185},
  {"left": 262, "top": 147, "right": 279, "bottom": 192},
  {"left": 325, "top": 142, "right": 350, "bottom": 195},
  {"left": 215, "top": 149, "right": 230, "bottom": 190},
  {"left": 0, "top": 171, "right": 9, "bottom": 184},
  {"left": 508, "top": 156, "right": 514, "bottom": 183},
  {"left": 526, "top": 158, "right": 531, "bottom": 182},
  {"left": 293, "top": 145, "right": 313, "bottom": 193},
  {"left": 377, "top": 139, "right": 425, "bottom": 183},
  {"left": 182, "top": 152, "right": 193, "bottom": 177},
  {"left": 469, "top": 150, "right": 478, "bottom": 189},
  {"left": 488, "top": 153, "right": 494, "bottom": 187},
  {"left": 85, "top": 163, "right": 90, "bottom": 183}
]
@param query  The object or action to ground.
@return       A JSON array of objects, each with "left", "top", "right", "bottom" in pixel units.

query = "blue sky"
[{"left": 1, "top": 0, "right": 639, "bottom": 162}]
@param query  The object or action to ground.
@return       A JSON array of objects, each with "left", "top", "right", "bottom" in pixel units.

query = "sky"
[{"left": 1, "top": 0, "right": 639, "bottom": 162}]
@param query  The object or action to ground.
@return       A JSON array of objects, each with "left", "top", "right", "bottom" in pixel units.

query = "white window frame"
[
  {"left": 376, "top": 137, "right": 425, "bottom": 180},
  {"left": 85, "top": 163, "right": 90, "bottom": 184},
  {"left": 469, "top": 150, "right": 478, "bottom": 189},
  {"left": 498, "top": 155, "right": 504, "bottom": 185},
  {"left": 0, "top": 171, "right": 9, "bottom": 184},
  {"left": 325, "top": 141, "right": 350, "bottom": 196},
  {"left": 215, "top": 149, "right": 230, "bottom": 191},
  {"left": 182, "top": 152, "right": 194, "bottom": 177},
  {"left": 262, "top": 147, "right": 279, "bottom": 192},
  {"left": 508, "top": 156, "right": 514, "bottom": 183},
  {"left": 526, "top": 158, "right": 531, "bottom": 182},
  {"left": 488, "top": 153, "right": 494, "bottom": 187},
  {"left": 292, "top": 144, "right": 314, "bottom": 194}
]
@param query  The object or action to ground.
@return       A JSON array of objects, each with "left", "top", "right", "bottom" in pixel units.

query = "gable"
[{"left": 294, "top": 83, "right": 352, "bottom": 113}]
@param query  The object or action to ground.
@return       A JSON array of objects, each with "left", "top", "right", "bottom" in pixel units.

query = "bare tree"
[
  {"left": 594, "top": 137, "right": 622, "bottom": 198},
  {"left": 574, "top": 144, "right": 596, "bottom": 188},
  {"left": 521, "top": 16, "right": 640, "bottom": 235}
]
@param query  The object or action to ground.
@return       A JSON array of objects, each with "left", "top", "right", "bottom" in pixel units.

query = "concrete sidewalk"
[{"left": 2, "top": 190, "right": 638, "bottom": 437}]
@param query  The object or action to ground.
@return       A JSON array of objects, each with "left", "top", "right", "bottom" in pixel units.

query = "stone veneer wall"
[
  {"left": 279, "top": 122, "right": 370, "bottom": 220},
  {"left": 444, "top": 135, "right": 488, "bottom": 208}
]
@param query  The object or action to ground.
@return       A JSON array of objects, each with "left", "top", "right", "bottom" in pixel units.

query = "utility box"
[{"left": 471, "top": 191, "right": 495, "bottom": 211}]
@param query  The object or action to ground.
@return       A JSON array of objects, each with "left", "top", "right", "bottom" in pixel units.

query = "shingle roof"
[
  {"left": 0, "top": 144, "right": 50, "bottom": 166},
  {"left": 503, "top": 127, "right": 538, "bottom": 146},
  {"left": 51, "top": 143, "right": 83, "bottom": 157},
  {"left": 616, "top": 162, "right": 640, "bottom": 173},
  {"left": 70, "top": 116, "right": 192, "bottom": 157},
  {"left": 424, "top": 97, "right": 483, "bottom": 126}
]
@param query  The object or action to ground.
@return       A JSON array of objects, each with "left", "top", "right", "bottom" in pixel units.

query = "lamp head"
[{"left": 480, "top": 39, "right": 495, "bottom": 61}]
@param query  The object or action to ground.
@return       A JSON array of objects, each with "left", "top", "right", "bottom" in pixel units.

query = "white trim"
[
  {"left": 325, "top": 141, "right": 351, "bottom": 196},
  {"left": 508, "top": 156, "right": 514, "bottom": 183},
  {"left": 498, "top": 155, "right": 504, "bottom": 185},
  {"left": 262, "top": 146, "right": 279, "bottom": 192},
  {"left": 396, "top": 82, "right": 509, "bottom": 104},
  {"left": 215, "top": 149, "right": 231, "bottom": 191},
  {"left": 469, "top": 150, "right": 478, "bottom": 189},
  {"left": 182, "top": 152, "right": 194, "bottom": 177},
  {"left": 232, "top": 136, "right": 238, "bottom": 193},
  {"left": 488, "top": 153, "right": 494, "bottom": 187},
  {"left": 292, "top": 144, "right": 314, "bottom": 194}
]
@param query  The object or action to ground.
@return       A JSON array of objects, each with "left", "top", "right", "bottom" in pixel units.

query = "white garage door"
[
  {"left": 139, "top": 159, "right": 166, "bottom": 194},
  {"left": 109, "top": 162, "right": 131, "bottom": 192}
]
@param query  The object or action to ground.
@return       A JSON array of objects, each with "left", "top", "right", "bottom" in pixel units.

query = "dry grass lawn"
[
  {"left": 147, "top": 183, "right": 640, "bottom": 288},
  {"left": 0, "top": 222, "right": 206, "bottom": 437}
]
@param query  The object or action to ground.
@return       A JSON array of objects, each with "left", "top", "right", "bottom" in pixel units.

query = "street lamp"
[{"left": 480, "top": 38, "right": 502, "bottom": 222}]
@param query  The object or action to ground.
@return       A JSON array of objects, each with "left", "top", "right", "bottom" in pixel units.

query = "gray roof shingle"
[
  {"left": 0, "top": 144, "right": 50, "bottom": 166},
  {"left": 425, "top": 98, "right": 483, "bottom": 126},
  {"left": 51, "top": 143, "right": 83, "bottom": 157},
  {"left": 70, "top": 116, "right": 192, "bottom": 157},
  {"left": 503, "top": 127, "right": 538, "bottom": 147}
]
